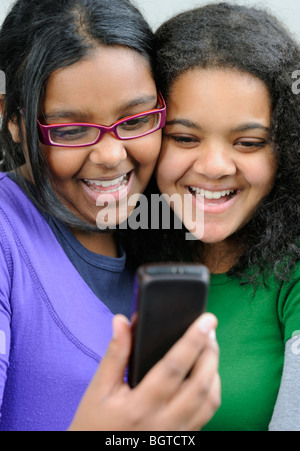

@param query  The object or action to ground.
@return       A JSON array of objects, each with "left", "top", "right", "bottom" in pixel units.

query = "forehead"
[
  {"left": 42, "top": 46, "right": 156, "bottom": 119},
  {"left": 168, "top": 68, "right": 271, "bottom": 128}
]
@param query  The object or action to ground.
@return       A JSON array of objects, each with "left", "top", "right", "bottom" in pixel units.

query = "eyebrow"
[
  {"left": 117, "top": 95, "right": 157, "bottom": 114},
  {"left": 43, "top": 95, "right": 158, "bottom": 122},
  {"left": 43, "top": 110, "right": 88, "bottom": 122},
  {"left": 231, "top": 123, "right": 270, "bottom": 133},
  {"left": 166, "top": 119, "right": 203, "bottom": 131},
  {"left": 166, "top": 119, "right": 270, "bottom": 134}
]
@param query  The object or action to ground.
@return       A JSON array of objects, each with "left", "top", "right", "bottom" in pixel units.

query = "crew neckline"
[{"left": 210, "top": 272, "right": 234, "bottom": 285}]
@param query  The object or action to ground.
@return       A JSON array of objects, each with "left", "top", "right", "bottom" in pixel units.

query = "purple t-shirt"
[{"left": 0, "top": 173, "right": 129, "bottom": 431}]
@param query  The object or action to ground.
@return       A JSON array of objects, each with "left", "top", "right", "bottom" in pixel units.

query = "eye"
[
  {"left": 48, "top": 125, "right": 99, "bottom": 145},
  {"left": 165, "top": 134, "right": 200, "bottom": 148},
  {"left": 120, "top": 115, "right": 151, "bottom": 130},
  {"left": 50, "top": 126, "right": 89, "bottom": 141},
  {"left": 235, "top": 139, "right": 267, "bottom": 151}
]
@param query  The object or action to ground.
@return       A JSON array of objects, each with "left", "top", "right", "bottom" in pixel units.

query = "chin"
[{"left": 196, "top": 230, "right": 230, "bottom": 245}]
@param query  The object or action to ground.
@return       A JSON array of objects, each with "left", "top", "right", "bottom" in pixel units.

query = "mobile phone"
[{"left": 128, "top": 263, "right": 210, "bottom": 388}]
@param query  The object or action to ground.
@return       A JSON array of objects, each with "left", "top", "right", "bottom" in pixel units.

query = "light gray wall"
[
  {"left": 0, "top": 0, "right": 12, "bottom": 24},
  {"left": 0, "top": 0, "right": 299, "bottom": 42},
  {"left": 134, "top": 0, "right": 300, "bottom": 42}
]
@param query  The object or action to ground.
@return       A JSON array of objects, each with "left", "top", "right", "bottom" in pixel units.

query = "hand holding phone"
[
  {"left": 128, "top": 263, "right": 210, "bottom": 387},
  {"left": 70, "top": 312, "right": 219, "bottom": 431}
]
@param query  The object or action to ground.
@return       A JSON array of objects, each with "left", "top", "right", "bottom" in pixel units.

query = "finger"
[
  {"left": 164, "top": 336, "right": 219, "bottom": 429},
  {"left": 89, "top": 314, "right": 132, "bottom": 395},
  {"left": 186, "top": 373, "right": 221, "bottom": 431},
  {"left": 137, "top": 314, "right": 218, "bottom": 403},
  {"left": 189, "top": 328, "right": 219, "bottom": 381}
]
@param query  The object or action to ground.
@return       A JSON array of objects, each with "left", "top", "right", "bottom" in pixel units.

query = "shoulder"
[
  {"left": 283, "top": 257, "right": 300, "bottom": 284},
  {"left": 0, "top": 173, "right": 54, "bottom": 254},
  {"left": 0, "top": 172, "right": 29, "bottom": 208},
  {"left": 277, "top": 258, "right": 300, "bottom": 342},
  {"left": 0, "top": 172, "right": 41, "bottom": 225}
]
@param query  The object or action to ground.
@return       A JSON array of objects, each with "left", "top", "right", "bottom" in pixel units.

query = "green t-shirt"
[{"left": 203, "top": 261, "right": 300, "bottom": 431}]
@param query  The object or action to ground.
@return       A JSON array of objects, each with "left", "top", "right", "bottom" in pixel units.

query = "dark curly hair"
[{"left": 138, "top": 2, "right": 300, "bottom": 284}]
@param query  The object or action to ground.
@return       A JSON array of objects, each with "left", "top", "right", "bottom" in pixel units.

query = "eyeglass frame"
[{"left": 36, "top": 92, "right": 166, "bottom": 148}]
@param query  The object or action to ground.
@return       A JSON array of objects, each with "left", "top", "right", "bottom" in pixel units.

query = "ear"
[
  {"left": 0, "top": 94, "right": 21, "bottom": 144},
  {"left": 8, "top": 119, "right": 21, "bottom": 144}
]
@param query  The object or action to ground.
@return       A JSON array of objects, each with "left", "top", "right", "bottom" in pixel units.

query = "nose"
[
  {"left": 89, "top": 134, "right": 127, "bottom": 168},
  {"left": 192, "top": 140, "right": 237, "bottom": 179}
]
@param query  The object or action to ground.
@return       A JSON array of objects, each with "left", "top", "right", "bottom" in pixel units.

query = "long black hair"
[
  {"left": 0, "top": 0, "right": 156, "bottom": 230},
  {"left": 149, "top": 3, "right": 300, "bottom": 284}
]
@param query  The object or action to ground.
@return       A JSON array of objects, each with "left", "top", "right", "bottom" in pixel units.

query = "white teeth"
[
  {"left": 84, "top": 174, "right": 127, "bottom": 188},
  {"left": 189, "top": 187, "right": 235, "bottom": 199}
]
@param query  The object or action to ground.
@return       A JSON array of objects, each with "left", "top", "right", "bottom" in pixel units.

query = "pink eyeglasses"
[{"left": 37, "top": 93, "right": 166, "bottom": 148}]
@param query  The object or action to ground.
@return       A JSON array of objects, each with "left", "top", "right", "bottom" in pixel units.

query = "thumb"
[{"left": 90, "top": 315, "right": 132, "bottom": 394}]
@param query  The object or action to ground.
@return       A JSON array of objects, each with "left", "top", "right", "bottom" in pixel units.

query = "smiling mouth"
[
  {"left": 188, "top": 186, "right": 238, "bottom": 204},
  {"left": 82, "top": 171, "right": 132, "bottom": 194}
]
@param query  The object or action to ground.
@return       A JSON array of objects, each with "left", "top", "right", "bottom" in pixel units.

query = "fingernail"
[
  {"left": 112, "top": 316, "right": 119, "bottom": 340},
  {"left": 112, "top": 314, "right": 129, "bottom": 339},
  {"left": 209, "top": 329, "right": 216, "bottom": 341},
  {"left": 197, "top": 314, "right": 216, "bottom": 334}
]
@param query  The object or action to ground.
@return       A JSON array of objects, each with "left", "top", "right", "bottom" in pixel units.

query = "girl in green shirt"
[{"left": 152, "top": 3, "right": 300, "bottom": 431}]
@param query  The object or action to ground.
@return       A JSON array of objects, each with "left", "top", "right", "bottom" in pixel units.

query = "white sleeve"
[{"left": 269, "top": 335, "right": 300, "bottom": 431}]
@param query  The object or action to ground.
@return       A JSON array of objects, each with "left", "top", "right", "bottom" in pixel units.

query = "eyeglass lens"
[{"left": 49, "top": 112, "right": 162, "bottom": 145}]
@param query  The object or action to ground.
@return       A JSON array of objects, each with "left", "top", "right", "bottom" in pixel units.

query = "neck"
[{"left": 200, "top": 239, "right": 244, "bottom": 274}]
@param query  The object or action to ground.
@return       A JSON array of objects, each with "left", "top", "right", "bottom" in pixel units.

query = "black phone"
[{"left": 128, "top": 263, "right": 210, "bottom": 388}]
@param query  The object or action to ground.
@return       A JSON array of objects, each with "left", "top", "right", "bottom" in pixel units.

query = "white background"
[{"left": 0, "top": 0, "right": 300, "bottom": 42}]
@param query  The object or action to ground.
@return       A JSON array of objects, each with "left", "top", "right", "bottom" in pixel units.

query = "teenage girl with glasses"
[{"left": 0, "top": 0, "right": 219, "bottom": 431}]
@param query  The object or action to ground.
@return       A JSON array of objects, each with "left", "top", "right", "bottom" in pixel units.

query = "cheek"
[
  {"left": 245, "top": 154, "right": 277, "bottom": 197},
  {"left": 142, "top": 133, "right": 162, "bottom": 163},
  {"left": 131, "top": 133, "right": 162, "bottom": 173},
  {"left": 42, "top": 146, "right": 85, "bottom": 181},
  {"left": 156, "top": 145, "right": 188, "bottom": 191}
]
